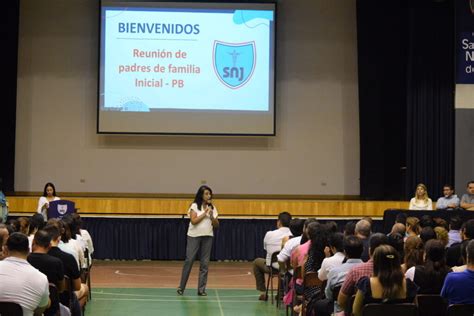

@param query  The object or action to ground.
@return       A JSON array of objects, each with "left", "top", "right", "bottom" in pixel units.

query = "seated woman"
[
  {"left": 37, "top": 182, "right": 60, "bottom": 221},
  {"left": 405, "top": 239, "right": 451, "bottom": 294},
  {"left": 401, "top": 236, "right": 424, "bottom": 273},
  {"left": 409, "top": 183, "right": 433, "bottom": 210},
  {"left": 352, "top": 245, "right": 418, "bottom": 316}
]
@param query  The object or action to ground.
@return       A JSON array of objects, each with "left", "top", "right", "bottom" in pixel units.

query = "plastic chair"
[
  {"left": 362, "top": 303, "right": 418, "bottom": 316},
  {"left": 301, "top": 272, "right": 323, "bottom": 316},
  {"left": 447, "top": 304, "right": 474, "bottom": 316},
  {"left": 415, "top": 294, "right": 447, "bottom": 316},
  {"left": 0, "top": 302, "right": 23, "bottom": 316},
  {"left": 265, "top": 251, "right": 280, "bottom": 305}
]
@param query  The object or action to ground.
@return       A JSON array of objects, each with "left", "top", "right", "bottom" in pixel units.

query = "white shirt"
[
  {"left": 264, "top": 227, "right": 292, "bottom": 266},
  {"left": 277, "top": 236, "right": 302, "bottom": 263},
  {"left": 405, "top": 266, "right": 416, "bottom": 281},
  {"left": 0, "top": 257, "right": 49, "bottom": 316},
  {"left": 37, "top": 196, "right": 60, "bottom": 220},
  {"left": 58, "top": 239, "right": 84, "bottom": 270},
  {"left": 187, "top": 203, "right": 218, "bottom": 237},
  {"left": 409, "top": 198, "right": 433, "bottom": 210},
  {"left": 318, "top": 252, "right": 345, "bottom": 281}
]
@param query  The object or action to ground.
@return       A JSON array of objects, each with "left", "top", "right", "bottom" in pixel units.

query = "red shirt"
[{"left": 340, "top": 259, "right": 373, "bottom": 296}]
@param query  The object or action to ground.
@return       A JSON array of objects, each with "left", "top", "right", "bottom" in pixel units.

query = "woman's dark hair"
[
  {"left": 42, "top": 182, "right": 57, "bottom": 197},
  {"left": 404, "top": 236, "right": 424, "bottom": 270},
  {"left": 329, "top": 232, "right": 344, "bottom": 253},
  {"left": 16, "top": 217, "right": 30, "bottom": 235},
  {"left": 301, "top": 218, "right": 318, "bottom": 244},
  {"left": 28, "top": 213, "right": 45, "bottom": 235},
  {"left": 344, "top": 221, "right": 356, "bottom": 236},
  {"left": 420, "top": 226, "right": 437, "bottom": 244},
  {"left": 62, "top": 215, "right": 79, "bottom": 239},
  {"left": 387, "top": 233, "right": 404, "bottom": 259},
  {"left": 307, "top": 222, "right": 328, "bottom": 270},
  {"left": 373, "top": 245, "right": 403, "bottom": 299},
  {"left": 343, "top": 235, "right": 363, "bottom": 259},
  {"left": 193, "top": 185, "right": 213, "bottom": 211},
  {"left": 423, "top": 239, "right": 450, "bottom": 279}
]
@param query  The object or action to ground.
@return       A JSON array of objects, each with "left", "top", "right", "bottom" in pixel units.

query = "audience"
[
  {"left": 420, "top": 226, "right": 436, "bottom": 244},
  {"left": 402, "top": 236, "right": 424, "bottom": 273},
  {"left": 27, "top": 230, "right": 65, "bottom": 316},
  {"left": 43, "top": 223, "right": 88, "bottom": 314},
  {"left": 434, "top": 226, "right": 449, "bottom": 248},
  {"left": 0, "top": 223, "right": 9, "bottom": 260},
  {"left": 317, "top": 235, "right": 364, "bottom": 316},
  {"left": 352, "top": 245, "right": 418, "bottom": 316},
  {"left": 337, "top": 233, "right": 388, "bottom": 312},
  {"left": 409, "top": 183, "right": 433, "bottom": 210},
  {"left": 460, "top": 181, "right": 474, "bottom": 210},
  {"left": 436, "top": 184, "right": 460, "bottom": 209},
  {"left": 27, "top": 213, "right": 45, "bottom": 251},
  {"left": 355, "top": 219, "right": 371, "bottom": 262},
  {"left": 277, "top": 218, "right": 305, "bottom": 272},
  {"left": 447, "top": 219, "right": 474, "bottom": 267},
  {"left": 253, "top": 211, "right": 292, "bottom": 300},
  {"left": 343, "top": 221, "right": 356, "bottom": 236},
  {"left": 318, "top": 232, "right": 344, "bottom": 281},
  {"left": 405, "top": 217, "right": 421, "bottom": 239},
  {"left": 441, "top": 239, "right": 474, "bottom": 304},
  {"left": 447, "top": 216, "right": 463, "bottom": 247},
  {"left": 405, "top": 239, "right": 451, "bottom": 294},
  {"left": 0, "top": 232, "right": 50, "bottom": 316}
]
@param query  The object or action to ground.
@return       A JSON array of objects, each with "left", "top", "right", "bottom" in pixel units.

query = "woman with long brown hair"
[{"left": 352, "top": 245, "right": 418, "bottom": 316}]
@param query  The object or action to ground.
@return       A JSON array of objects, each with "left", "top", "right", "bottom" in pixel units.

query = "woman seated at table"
[
  {"left": 352, "top": 245, "right": 418, "bottom": 316},
  {"left": 409, "top": 183, "right": 433, "bottom": 210},
  {"left": 37, "top": 182, "right": 60, "bottom": 221}
]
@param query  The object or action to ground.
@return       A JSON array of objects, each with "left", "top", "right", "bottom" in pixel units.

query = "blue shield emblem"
[{"left": 213, "top": 41, "right": 256, "bottom": 89}]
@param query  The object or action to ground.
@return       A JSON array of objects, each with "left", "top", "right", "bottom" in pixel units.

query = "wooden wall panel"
[{"left": 7, "top": 196, "right": 409, "bottom": 217}]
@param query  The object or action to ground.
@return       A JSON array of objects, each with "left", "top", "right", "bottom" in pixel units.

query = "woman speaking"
[
  {"left": 37, "top": 182, "right": 60, "bottom": 221},
  {"left": 177, "top": 185, "right": 219, "bottom": 296}
]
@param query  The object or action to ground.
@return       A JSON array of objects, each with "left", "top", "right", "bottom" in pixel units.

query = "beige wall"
[{"left": 15, "top": 0, "right": 359, "bottom": 195}]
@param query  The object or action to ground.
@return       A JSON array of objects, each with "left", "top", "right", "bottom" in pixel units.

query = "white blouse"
[
  {"left": 37, "top": 196, "right": 60, "bottom": 220},
  {"left": 409, "top": 198, "right": 433, "bottom": 210}
]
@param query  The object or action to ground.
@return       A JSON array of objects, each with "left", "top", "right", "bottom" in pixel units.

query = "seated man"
[
  {"left": 27, "top": 230, "right": 65, "bottom": 316},
  {"left": 43, "top": 223, "right": 88, "bottom": 315},
  {"left": 436, "top": 184, "right": 460, "bottom": 209},
  {"left": 277, "top": 218, "right": 305, "bottom": 273},
  {"left": 337, "top": 233, "right": 388, "bottom": 313},
  {"left": 447, "top": 219, "right": 474, "bottom": 267},
  {"left": 0, "top": 232, "right": 50, "bottom": 316},
  {"left": 447, "top": 216, "right": 463, "bottom": 247},
  {"left": 313, "top": 235, "right": 364, "bottom": 316},
  {"left": 355, "top": 220, "right": 371, "bottom": 262},
  {"left": 460, "top": 181, "right": 474, "bottom": 211},
  {"left": 253, "top": 211, "right": 292, "bottom": 300},
  {"left": 318, "top": 232, "right": 345, "bottom": 281},
  {"left": 441, "top": 239, "right": 474, "bottom": 304}
]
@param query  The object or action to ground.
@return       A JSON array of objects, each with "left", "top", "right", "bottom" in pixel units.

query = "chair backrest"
[
  {"left": 270, "top": 251, "right": 280, "bottom": 264},
  {"left": 447, "top": 304, "right": 474, "bottom": 316},
  {"left": 303, "top": 271, "right": 323, "bottom": 288},
  {"left": 47, "top": 200, "right": 76, "bottom": 220},
  {"left": 47, "top": 283, "right": 60, "bottom": 316},
  {"left": 0, "top": 302, "right": 23, "bottom": 316},
  {"left": 362, "top": 303, "right": 418, "bottom": 316},
  {"left": 63, "top": 275, "right": 75, "bottom": 308},
  {"left": 416, "top": 294, "right": 447, "bottom": 316}
]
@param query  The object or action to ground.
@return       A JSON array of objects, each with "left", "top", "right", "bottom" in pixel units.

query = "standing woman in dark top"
[
  {"left": 353, "top": 245, "right": 418, "bottom": 316},
  {"left": 405, "top": 239, "right": 451, "bottom": 294}
]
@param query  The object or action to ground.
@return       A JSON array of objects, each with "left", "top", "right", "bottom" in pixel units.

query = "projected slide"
[
  {"left": 102, "top": 7, "right": 272, "bottom": 112},
  {"left": 99, "top": 2, "right": 275, "bottom": 135}
]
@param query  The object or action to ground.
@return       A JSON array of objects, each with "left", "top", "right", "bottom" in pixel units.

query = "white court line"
[
  {"left": 215, "top": 289, "right": 225, "bottom": 316},
  {"left": 92, "top": 290, "right": 257, "bottom": 298}
]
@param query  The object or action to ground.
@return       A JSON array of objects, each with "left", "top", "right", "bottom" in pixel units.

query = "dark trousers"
[
  {"left": 178, "top": 235, "right": 213, "bottom": 293},
  {"left": 253, "top": 258, "right": 271, "bottom": 292}
]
